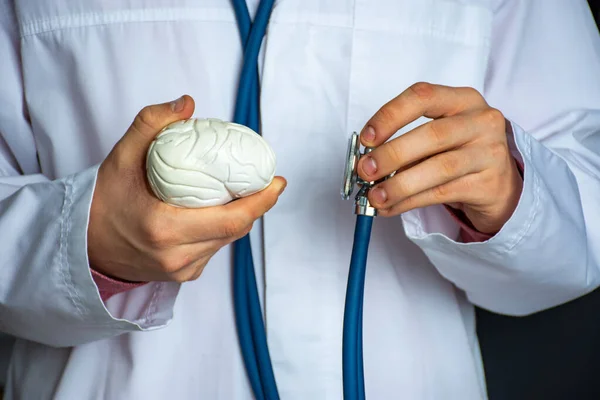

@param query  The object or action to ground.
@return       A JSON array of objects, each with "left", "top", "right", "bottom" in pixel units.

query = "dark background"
[{"left": 477, "top": 4, "right": 600, "bottom": 399}]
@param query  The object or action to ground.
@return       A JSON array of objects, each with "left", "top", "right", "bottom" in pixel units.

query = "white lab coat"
[{"left": 1, "top": 0, "right": 599, "bottom": 398}]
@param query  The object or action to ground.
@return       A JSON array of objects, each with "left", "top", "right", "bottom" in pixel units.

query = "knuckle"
[
  {"left": 471, "top": 173, "right": 495, "bottom": 201},
  {"left": 374, "top": 105, "right": 397, "bottom": 125},
  {"left": 386, "top": 142, "right": 403, "bottom": 165},
  {"left": 169, "top": 269, "right": 194, "bottom": 283},
  {"left": 143, "top": 218, "right": 170, "bottom": 248},
  {"left": 134, "top": 106, "right": 159, "bottom": 132},
  {"left": 428, "top": 119, "right": 449, "bottom": 146},
  {"left": 192, "top": 257, "right": 212, "bottom": 279},
  {"left": 439, "top": 154, "right": 460, "bottom": 177},
  {"left": 142, "top": 208, "right": 181, "bottom": 249},
  {"left": 224, "top": 223, "right": 253, "bottom": 243},
  {"left": 171, "top": 275, "right": 189, "bottom": 284},
  {"left": 239, "top": 223, "right": 254, "bottom": 238},
  {"left": 155, "top": 251, "right": 185, "bottom": 275},
  {"left": 222, "top": 218, "right": 246, "bottom": 239},
  {"left": 488, "top": 140, "right": 509, "bottom": 163},
  {"left": 160, "top": 250, "right": 198, "bottom": 278},
  {"left": 409, "top": 82, "right": 435, "bottom": 101},
  {"left": 432, "top": 184, "right": 450, "bottom": 201},
  {"left": 461, "top": 86, "right": 483, "bottom": 100},
  {"left": 462, "top": 174, "right": 479, "bottom": 192},
  {"left": 189, "top": 265, "right": 208, "bottom": 282},
  {"left": 481, "top": 108, "right": 505, "bottom": 130},
  {"left": 474, "top": 168, "right": 495, "bottom": 188}
]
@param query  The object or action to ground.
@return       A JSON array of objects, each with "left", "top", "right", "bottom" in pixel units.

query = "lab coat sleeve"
[
  {"left": 401, "top": 0, "right": 600, "bottom": 316},
  {"left": 0, "top": 3, "right": 180, "bottom": 347}
]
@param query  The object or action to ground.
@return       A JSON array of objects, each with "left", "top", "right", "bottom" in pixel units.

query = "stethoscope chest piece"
[
  {"left": 341, "top": 132, "right": 361, "bottom": 201},
  {"left": 341, "top": 132, "right": 378, "bottom": 217}
]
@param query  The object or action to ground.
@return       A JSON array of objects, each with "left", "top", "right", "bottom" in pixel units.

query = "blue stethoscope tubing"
[
  {"left": 342, "top": 215, "right": 373, "bottom": 400},
  {"left": 231, "top": 0, "right": 279, "bottom": 399},
  {"left": 230, "top": 0, "right": 373, "bottom": 399}
]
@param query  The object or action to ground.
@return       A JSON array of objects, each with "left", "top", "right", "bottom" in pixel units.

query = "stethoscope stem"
[{"left": 342, "top": 215, "right": 374, "bottom": 400}]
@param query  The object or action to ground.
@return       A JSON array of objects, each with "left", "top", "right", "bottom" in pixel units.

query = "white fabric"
[{"left": 1, "top": 0, "right": 599, "bottom": 398}]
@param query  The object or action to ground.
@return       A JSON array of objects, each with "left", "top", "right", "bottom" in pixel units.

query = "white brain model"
[{"left": 146, "top": 118, "right": 276, "bottom": 208}]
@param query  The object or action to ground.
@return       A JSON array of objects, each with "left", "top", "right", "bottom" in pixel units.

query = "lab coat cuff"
[
  {"left": 401, "top": 120, "right": 536, "bottom": 254},
  {"left": 90, "top": 267, "right": 148, "bottom": 302},
  {"left": 401, "top": 120, "right": 594, "bottom": 315},
  {"left": 64, "top": 165, "right": 180, "bottom": 332}
]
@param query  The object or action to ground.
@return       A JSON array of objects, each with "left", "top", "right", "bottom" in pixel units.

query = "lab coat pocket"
[{"left": 347, "top": 0, "right": 493, "bottom": 132}]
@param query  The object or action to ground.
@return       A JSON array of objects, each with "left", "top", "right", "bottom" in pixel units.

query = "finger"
[
  {"left": 174, "top": 225, "right": 253, "bottom": 283},
  {"left": 122, "top": 95, "right": 196, "bottom": 155},
  {"left": 170, "top": 224, "right": 254, "bottom": 282},
  {"left": 360, "top": 83, "right": 487, "bottom": 147},
  {"left": 358, "top": 113, "right": 483, "bottom": 181},
  {"left": 172, "top": 176, "right": 286, "bottom": 243},
  {"left": 377, "top": 175, "right": 480, "bottom": 217},
  {"left": 166, "top": 252, "right": 214, "bottom": 282},
  {"left": 367, "top": 147, "right": 488, "bottom": 209}
]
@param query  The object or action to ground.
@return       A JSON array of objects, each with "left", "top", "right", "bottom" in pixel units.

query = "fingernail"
[
  {"left": 277, "top": 181, "right": 287, "bottom": 195},
  {"left": 371, "top": 187, "right": 387, "bottom": 204},
  {"left": 362, "top": 156, "right": 377, "bottom": 176},
  {"left": 170, "top": 96, "right": 185, "bottom": 113},
  {"left": 362, "top": 126, "right": 376, "bottom": 143}
]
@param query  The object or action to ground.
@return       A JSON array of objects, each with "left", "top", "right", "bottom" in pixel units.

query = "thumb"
[{"left": 124, "top": 95, "right": 195, "bottom": 151}]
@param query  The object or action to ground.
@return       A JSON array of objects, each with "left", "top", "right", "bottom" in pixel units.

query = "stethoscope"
[{"left": 230, "top": 0, "right": 385, "bottom": 398}]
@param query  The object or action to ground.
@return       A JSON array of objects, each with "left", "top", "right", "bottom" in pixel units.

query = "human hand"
[
  {"left": 88, "top": 95, "right": 286, "bottom": 282},
  {"left": 357, "top": 83, "right": 522, "bottom": 234}
]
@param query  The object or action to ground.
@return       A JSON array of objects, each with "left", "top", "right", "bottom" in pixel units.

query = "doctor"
[{"left": 1, "top": 0, "right": 599, "bottom": 398}]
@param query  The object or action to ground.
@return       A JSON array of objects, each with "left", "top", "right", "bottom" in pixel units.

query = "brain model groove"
[{"left": 146, "top": 118, "right": 276, "bottom": 208}]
